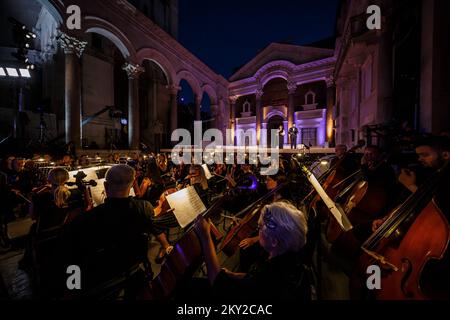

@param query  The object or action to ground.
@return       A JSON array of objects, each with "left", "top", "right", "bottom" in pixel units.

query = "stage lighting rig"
[{"left": 9, "top": 17, "right": 37, "bottom": 70}]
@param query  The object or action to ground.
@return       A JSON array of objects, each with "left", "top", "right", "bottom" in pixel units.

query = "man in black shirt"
[
  {"left": 371, "top": 136, "right": 450, "bottom": 298},
  {"left": 62, "top": 165, "right": 170, "bottom": 298}
]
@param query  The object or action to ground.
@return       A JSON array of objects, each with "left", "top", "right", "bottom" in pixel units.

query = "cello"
[
  {"left": 326, "top": 153, "right": 392, "bottom": 249},
  {"left": 356, "top": 161, "right": 450, "bottom": 299},
  {"left": 306, "top": 142, "right": 362, "bottom": 213}
]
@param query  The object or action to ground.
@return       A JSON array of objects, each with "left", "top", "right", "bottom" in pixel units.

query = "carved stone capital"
[
  {"left": 210, "top": 104, "right": 219, "bottom": 115},
  {"left": 167, "top": 85, "right": 181, "bottom": 95},
  {"left": 57, "top": 32, "right": 87, "bottom": 58},
  {"left": 326, "top": 76, "right": 335, "bottom": 88},
  {"left": 255, "top": 89, "right": 264, "bottom": 99},
  {"left": 287, "top": 82, "right": 297, "bottom": 94},
  {"left": 229, "top": 95, "right": 239, "bottom": 104},
  {"left": 122, "top": 62, "right": 145, "bottom": 79}
]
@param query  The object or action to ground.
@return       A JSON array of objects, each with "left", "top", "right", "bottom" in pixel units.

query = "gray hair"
[
  {"left": 105, "top": 164, "right": 136, "bottom": 190},
  {"left": 259, "top": 201, "right": 308, "bottom": 254}
]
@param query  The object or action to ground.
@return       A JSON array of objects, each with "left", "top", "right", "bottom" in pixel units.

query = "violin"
[
  {"left": 145, "top": 194, "right": 229, "bottom": 300},
  {"left": 354, "top": 161, "right": 450, "bottom": 299},
  {"left": 153, "top": 188, "right": 177, "bottom": 217},
  {"left": 219, "top": 183, "right": 286, "bottom": 257}
]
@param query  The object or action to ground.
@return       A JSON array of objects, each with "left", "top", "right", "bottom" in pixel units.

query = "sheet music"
[
  {"left": 165, "top": 186, "right": 207, "bottom": 228},
  {"left": 68, "top": 165, "right": 112, "bottom": 182},
  {"left": 67, "top": 168, "right": 135, "bottom": 207},
  {"left": 202, "top": 164, "right": 213, "bottom": 180}
]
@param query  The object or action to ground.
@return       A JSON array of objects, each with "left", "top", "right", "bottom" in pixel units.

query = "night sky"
[{"left": 179, "top": 0, "right": 340, "bottom": 79}]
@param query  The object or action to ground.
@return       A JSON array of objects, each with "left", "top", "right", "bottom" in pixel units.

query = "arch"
[
  {"left": 137, "top": 48, "right": 177, "bottom": 85},
  {"left": 260, "top": 71, "right": 290, "bottom": 88},
  {"left": 265, "top": 110, "right": 287, "bottom": 122},
  {"left": 201, "top": 84, "right": 218, "bottom": 105},
  {"left": 305, "top": 90, "right": 316, "bottom": 105},
  {"left": 176, "top": 70, "right": 202, "bottom": 97},
  {"left": 254, "top": 60, "right": 296, "bottom": 87},
  {"left": 39, "top": 0, "right": 64, "bottom": 24},
  {"left": 83, "top": 16, "right": 137, "bottom": 60}
]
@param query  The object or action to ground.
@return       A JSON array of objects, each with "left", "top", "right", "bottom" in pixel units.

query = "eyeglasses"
[{"left": 257, "top": 210, "right": 277, "bottom": 231}]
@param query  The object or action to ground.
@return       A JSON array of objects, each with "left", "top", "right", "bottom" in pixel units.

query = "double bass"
[{"left": 356, "top": 161, "right": 450, "bottom": 299}]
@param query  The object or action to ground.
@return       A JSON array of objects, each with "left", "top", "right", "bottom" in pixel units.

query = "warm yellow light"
[{"left": 327, "top": 115, "right": 333, "bottom": 141}]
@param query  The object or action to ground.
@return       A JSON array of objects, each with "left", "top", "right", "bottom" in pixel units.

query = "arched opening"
[
  {"left": 81, "top": 32, "right": 129, "bottom": 150},
  {"left": 178, "top": 80, "right": 195, "bottom": 136},
  {"left": 200, "top": 93, "right": 212, "bottom": 130},
  {"left": 139, "top": 60, "right": 169, "bottom": 151},
  {"left": 262, "top": 78, "right": 288, "bottom": 107}
]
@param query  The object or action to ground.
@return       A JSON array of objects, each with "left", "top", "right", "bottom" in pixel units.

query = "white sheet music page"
[
  {"left": 165, "top": 186, "right": 207, "bottom": 228},
  {"left": 202, "top": 164, "right": 213, "bottom": 180}
]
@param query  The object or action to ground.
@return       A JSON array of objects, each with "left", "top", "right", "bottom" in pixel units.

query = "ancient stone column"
[
  {"left": 287, "top": 82, "right": 297, "bottom": 130},
  {"left": 58, "top": 32, "right": 87, "bottom": 148},
  {"left": 255, "top": 89, "right": 263, "bottom": 144},
  {"left": 326, "top": 77, "right": 336, "bottom": 146},
  {"left": 210, "top": 104, "right": 219, "bottom": 129},
  {"left": 229, "top": 96, "right": 238, "bottom": 145},
  {"left": 195, "top": 95, "right": 202, "bottom": 121},
  {"left": 123, "top": 63, "right": 144, "bottom": 150},
  {"left": 168, "top": 85, "right": 180, "bottom": 138}
]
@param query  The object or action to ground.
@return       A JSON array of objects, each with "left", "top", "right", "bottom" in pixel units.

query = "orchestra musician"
[
  {"left": 19, "top": 167, "right": 85, "bottom": 295},
  {"left": 238, "top": 173, "right": 289, "bottom": 272},
  {"left": 370, "top": 136, "right": 450, "bottom": 297},
  {"left": 194, "top": 201, "right": 311, "bottom": 301},
  {"left": 60, "top": 165, "right": 175, "bottom": 297},
  {"left": 30, "top": 168, "right": 84, "bottom": 232}
]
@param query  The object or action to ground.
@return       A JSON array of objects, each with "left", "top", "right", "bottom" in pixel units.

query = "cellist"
[{"left": 370, "top": 136, "right": 450, "bottom": 297}]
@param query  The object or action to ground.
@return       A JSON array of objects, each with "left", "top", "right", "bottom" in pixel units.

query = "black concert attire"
[
  {"left": 31, "top": 189, "right": 83, "bottom": 232},
  {"left": 142, "top": 183, "right": 164, "bottom": 207},
  {"left": 20, "top": 188, "right": 84, "bottom": 297},
  {"left": 60, "top": 197, "right": 158, "bottom": 298},
  {"left": 278, "top": 128, "right": 285, "bottom": 149},
  {"left": 288, "top": 126, "right": 298, "bottom": 149},
  {"left": 213, "top": 251, "right": 311, "bottom": 301}
]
